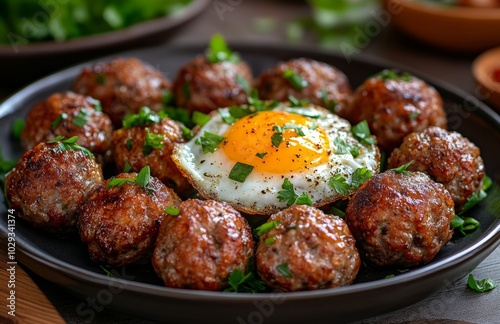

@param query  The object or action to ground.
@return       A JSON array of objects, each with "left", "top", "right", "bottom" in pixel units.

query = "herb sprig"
[
  {"left": 278, "top": 178, "right": 313, "bottom": 206},
  {"left": 106, "top": 166, "right": 153, "bottom": 193},
  {"left": 48, "top": 136, "right": 92, "bottom": 158}
]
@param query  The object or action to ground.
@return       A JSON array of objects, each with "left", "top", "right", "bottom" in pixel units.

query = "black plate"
[{"left": 1, "top": 44, "right": 499, "bottom": 324}]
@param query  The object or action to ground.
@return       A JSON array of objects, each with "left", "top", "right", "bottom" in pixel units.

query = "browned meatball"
[
  {"left": 77, "top": 172, "right": 181, "bottom": 266},
  {"left": 256, "top": 205, "right": 360, "bottom": 292},
  {"left": 388, "top": 127, "right": 485, "bottom": 212},
  {"left": 5, "top": 140, "right": 103, "bottom": 233},
  {"left": 20, "top": 91, "right": 113, "bottom": 163},
  {"left": 172, "top": 55, "right": 253, "bottom": 114},
  {"left": 73, "top": 57, "right": 170, "bottom": 126},
  {"left": 345, "top": 71, "right": 447, "bottom": 152},
  {"left": 255, "top": 58, "right": 352, "bottom": 115},
  {"left": 345, "top": 170, "right": 455, "bottom": 268},
  {"left": 458, "top": 0, "right": 500, "bottom": 7},
  {"left": 111, "top": 111, "right": 192, "bottom": 198},
  {"left": 152, "top": 199, "right": 254, "bottom": 291}
]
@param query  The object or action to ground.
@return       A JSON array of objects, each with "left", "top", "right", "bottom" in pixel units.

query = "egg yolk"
[{"left": 222, "top": 110, "right": 330, "bottom": 173}]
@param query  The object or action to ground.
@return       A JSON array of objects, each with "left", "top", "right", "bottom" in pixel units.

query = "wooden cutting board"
[{"left": 0, "top": 243, "right": 65, "bottom": 324}]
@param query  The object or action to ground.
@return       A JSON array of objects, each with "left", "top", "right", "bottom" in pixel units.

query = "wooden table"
[{"left": 1, "top": 1, "right": 499, "bottom": 323}]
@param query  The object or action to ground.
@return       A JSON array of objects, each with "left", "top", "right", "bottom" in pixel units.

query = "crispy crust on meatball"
[
  {"left": 345, "top": 171, "right": 455, "bottom": 268},
  {"left": 72, "top": 57, "right": 170, "bottom": 126},
  {"left": 172, "top": 55, "right": 253, "bottom": 114},
  {"left": 255, "top": 58, "right": 352, "bottom": 114},
  {"left": 77, "top": 174, "right": 181, "bottom": 266},
  {"left": 345, "top": 73, "right": 447, "bottom": 152},
  {"left": 388, "top": 126, "right": 485, "bottom": 211},
  {"left": 111, "top": 118, "right": 192, "bottom": 197},
  {"left": 152, "top": 199, "right": 255, "bottom": 291},
  {"left": 256, "top": 205, "right": 360, "bottom": 292},
  {"left": 20, "top": 91, "right": 113, "bottom": 162},
  {"left": 6, "top": 141, "right": 103, "bottom": 233}
]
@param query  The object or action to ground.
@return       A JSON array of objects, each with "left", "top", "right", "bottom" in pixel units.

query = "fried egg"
[{"left": 172, "top": 102, "right": 380, "bottom": 215}]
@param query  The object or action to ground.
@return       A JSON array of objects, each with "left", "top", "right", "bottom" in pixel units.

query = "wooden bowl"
[
  {"left": 473, "top": 46, "right": 500, "bottom": 112},
  {"left": 383, "top": 0, "right": 500, "bottom": 53}
]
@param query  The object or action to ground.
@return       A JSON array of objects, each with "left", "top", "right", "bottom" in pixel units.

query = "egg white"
[{"left": 172, "top": 103, "right": 380, "bottom": 215}]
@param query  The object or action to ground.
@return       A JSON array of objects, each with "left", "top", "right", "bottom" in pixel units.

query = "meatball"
[
  {"left": 388, "top": 126, "right": 485, "bottom": 212},
  {"left": 111, "top": 111, "right": 192, "bottom": 198},
  {"left": 345, "top": 71, "right": 447, "bottom": 152},
  {"left": 256, "top": 205, "right": 360, "bottom": 292},
  {"left": 5, "top": 140, "right": 103, "bottom": 233},
  {"left": 458, "top": 0, "right": 500, "bottom": 8},
  {"left": 73, "top": 57, "right": 171, "bottom": 126},
  {"left": 20, "top": 91, "right": 113, "bottom": 163},
  {"left": 152, "top": 199, "right": 254, "bottom": 291},
  {"left": 255, "top": 58, "right": 352, "bottom": 115},
  {"left": 345, "top": 170, "right": 455, "bottom": 268},
  {"left": 77, "top": 172, "right": 181, "bottom": 266},
  {"left": 172, "top": 55, "right": 253, "bottom": 114}
]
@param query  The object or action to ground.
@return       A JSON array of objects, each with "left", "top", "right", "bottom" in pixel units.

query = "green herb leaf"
[
  {"left": 11, "top": 118, "right": 25, "bottom": 139},
  {"left": 320, "top": 89, "right": 338, "bottom": 112},
  {"left": 459, "top": 189, "right": 488, "bottom": 215},
  {"left": 329, "top": 174, "right": 350, "bottom": 195},
  {"left": 265, "top": 237, "right": 276, "bottom": 245},
  {"left": 100, "top": 266, "right": 116, "bottom": 278},
  {"left": 334, "top": 137, "right": 350, "bottom": 154},
  {"left": 278, "top": 178, "right": 313, "bottom": 206},
  {"left": 135, "top": 166, "right": 151, "bottom": 188},
  {"left": 408, "top": 112, "right": 420, "bottom": 120},
  {"left": 106, "top": 177, "right": 136, "bottom": 188},
  {"left": 451, "top": 214, "right": 480, "bottom": 235},
  {"left": 51, "top": 113, "right": 68, "bottom": 129},
  {"left": 256, "top": 152, "right": 268, "bottom": 159},
  {"left": 0, "top": 147, "right": 16, "bottom": 174},
  {"left": 72, "top": 108, "right": 89, "bottom": 127},
  {"left": 123, "top": 107, "right": 161, "bottom": 128},
  {"left": 161, "top": 106, "right": 194, "bottom": 128},
  {"left": 284, "top": 122, "right": 305, "bottom": 136},
  {"left": 125, "top": 139, "right": 132, "bottom": 151},
  {"left": 271, "top": 126, "right": 284, "bottom": 148},
  {"left": 143, "top": 132, "right": 165, "bottom": 156},
  {"left": 48, "top": 135, "right": 93, "bottom": 158},
  {"left": 351, "top": 120, "right": 376, "bottom": 145},
  {"left": 228, "top": 162, "right": 254, "bottom": 183},
  {"left": 393, "top": 160, "right": 414, "bottom": 174},
  {"left": 296, "top": 192, "right": 313, "bottom": 206},
  {"left": 255, "top": 221, "right": 280, "bottom": 236},
  {"left": 224, "top": 268, "right": 266, "bottom": 293},
  {"left": 235, "top": 74, "right": 251, "bottom": 94},
  {"left": 96, "top": 74, "right": 106, "bottom": 85},
  {"left": 88, "top": 98, "right": 102, "bottom": 112},
  {"left": 283, "top": 69, "right": 308, "bottom": 90},
  {"left": 161, "top": 90, "right": 174, "bottom": 105},
  {"left": 206, "top": 33, "right": 239, "bottom": 63},
  {"left": 276, "top": 263, "right": 292, "bottom": 278},
  {"left": 467, "top": 274, "right": 497, "bottom": 292},
  {"left": 351, "top": 167, "right": 373, "bottom": 189},
  {"left": 195, "top": 132, "right": 225, "bottom": 153},
  {"left": 123, "top": 162, "right": 132, "bottom": 173},
  {"left": 165, "top": 206, "right": 180, "bottom": 216},
  {"left": 288, "top": 95, "right": 310, "bottom": 108},
  {"left": 192, "top": 111, "right": 211, "bottom": 127}
]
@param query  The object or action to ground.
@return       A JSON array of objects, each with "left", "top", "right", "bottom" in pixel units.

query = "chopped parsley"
[
  {"left": 278, "top": 178, "right": 313, "bottom": 206},
  {"left": 51, "top": 113, "right": 68, "bottom": 129},
  {"left": 228, "top": 162, "right": 254, "bottom": 183},
  {"left": 458, "top": 175, "right": 491, "bottom": 215},
  {"left": 123, "top": 107, "right": 161, "bottom": 128},
  {"left": 320, "top": 89, "right": 338, "bottom": 112},
  {"left": 88, "top": 98, "right": 102, "bottom": 112},
  {"left": 467, "top": 274, "right": 497, "bottom": 293},
  {"left": 192, "top": 111, "right": 211, "bottom": 127},
  {"left": 256, "top": 152, "right": 268, "bottom": 159},
  {"left": 247, "top": 90, "right": 279, "bottom": 111},
  {"left": 377, "top": 69, "right": 412, "bottom": 82},
  {"left": 125, "top": 139, "right": 132, "bottom": 151},
  {"left": 219, "top": 106, "right": 252, "bottom": 124},
  {"left": 351, "top": 167, "right": 373, "bottom": 189},
  {"left": 161, "top": 89, "right": 174, "bottom": 105},
  {"left": 106, "top": 177, "right": 136, "bottom": 187},
  {"left": 276, "top": 263, "right": 292, "bottom": 278},
  {"left": 271, "top": 126, "right": 284, "bottom": 148},
  {"left": 393, "top": 160, "right": 414, "bottom": 174},
  {"left": 265, "top": 237, "right": 276, "bottom": 245},
  {"left": 351, "top": 120, "right": 376, "bottom": 145},
  {"left": 195, "top": 132, "right": 225, "bottom": 153},
  {"left": 100, "top": 266, "right": 116, "bottom": 278},
  {"left": 408, "top": 112, "right": 420, "bottom": 120},
  {"left": 329, "top": 174, "right": 350, "bottom": 196},
  {"left": 452, "top": 176, "right": 491, "bottom": 235},
  {"left": 123, "top": 162, "right": 132, "bottom": 173},
  {"left": 288, "top": 95, "right": 310, "bottom": 108},
  {"left": 254, "top": 221, "right": 280, "bottom": 236},
  {"left": 48, "top": 136, "right": 92, "bottom": 158},
  {"left": 451, "top": 215, "right": 480, "bottom": 235},
  {"left": 106, "top": 166, "right": 152, "bottom": 193},
  {"left": 164, "top": 206, "right": 180, "bottom": 216},
  {"left": 72, "top": 108, "right": 89, "bottom": 127},
  {"left": 161, "top": 106, "right": 194, "bottom": 128},
  {"left": 224, "top": 268, "right": 266, "bottom": 293},
  {"left": 283, "top": 69, "right": 308, "bottom": 90},
  {"left": 235, "top": 74, "right": 251, "bottom": 93},
  {"left": 206, "top": 33, "right": 239, "bottom": 63},
  {"left": 11, "top": 118, "right": 25, "bottom": 139},
  {"left": 142, "top": 132, "right": 165, "bottom": 156}
]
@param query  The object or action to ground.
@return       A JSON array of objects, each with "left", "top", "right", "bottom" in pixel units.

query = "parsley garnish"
[
  {"left": 100, "top": 266, "right": 116, "bottom": 277},
  {"left": 206, "top": 33, "right": 239, "bottom": 63},
  {"left": 271, "top": 126, "right": 284, "bottom": 148},
  {"left": 161, "top": 89, "right": 174, "bottom": 105},
  {"left": 351, "top": 167, "right": 373, "bottom": 189},
  {"left": 195, "top": 132, "right": 225, "bottom": 153},
  {"left": 0, "top": 147, "right": 16, "bottom": 174},
  {"left": 351, "top": 120, "right": 376, "bottom": 145},
  {"left": 192, "top": 111, "right": 211, "bottom": 127},
  {"left": 224, "top": 269, "right": 266, "bottom": 293},
  {"left": 72, "top": 108, "right": 89, "bottom": 127},
  {"left": 283, "top": 69, "right": 308, "bottom": 90},
  {"left": 278, "top": 178, "right": 313, "bottom": 206},
  {"left": 125, "top": 139, "right": 132, "bottom": 151},
  {"left": 451, "top": 215, "right": 480, "bottom": 235},
  {"left": 51, "top": 113, "right": 68, "bottom": 129},
  {"left": 106, "top": 177, "right": 136, "bottom": 187},
  {"left": 247, "top": 90, "right": 279, "bottom": 111},
  {"left": 219, "top": 106, "right": 252, "bottom": 124},
  {"left": 48, "top": 136, "right": 92, "bottom": 158},
  {"left": 333, "top": 137, "right": 360, "bottom": 157},
  {"left": 96, "top": 74, "right": 106, "bottom": 85},
  {"left": 11, "top": 118, "right": 25, "bottom": 139},
  {"left": 288, "top": 95, "right": 310, "bottom": 108},
  {"left": 88, "top": 98, "right": 102, "bottom": 112},
  {"left": 393, "top": 160, "right": 414, "bottom": 174},
  {"left": 320, "top": 89, "right": 338, "bottom": 112},
  {"left": 123, "top": 162, "right": 132, "bottom": 173},
  {"left": 256, "top": 152, "right": 268, "bottom": 159},
  {"left": 377, "top": 69, "right": 412, "bottom": 82},
  {"left": 123, "top": 107, "right": 161, "bottom": 128},
  {"left": 458, "top": 175, "right": 491, "bottom": 215},
  {"left": 467, "top": 274, "right": 497, "bottom": 293},
  {"left": 329, "top": 174, "right": 350, "bottom": 196},
  {"left": 161, "top": 106, "right": 194, "bottom": 128},
  {"left": 235, "top": 74, "right": 251, "bottom": 93},
  {"left": 164, "top": 206, "right": 180, "bottom": 216},
  {"left": 276, "top": 263, "right": 292, "bottom": 278},
  {"left": 265, "top": 237, "right": 276, "bottom": 245},
  {"left": 228, "top": 162, "right": 254, "bottom": 183},
  {"left": 408, "top": 112, "right": 420, "bottom": 120},
  {"left": 143, "top": 131, "right": 164, "bottom": 156},
  {"left": 254, "top": 221, "right": 280, "bottom": 236},
  {"left": 107, "top": 166, "right": 152, "bottom": 192}
]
